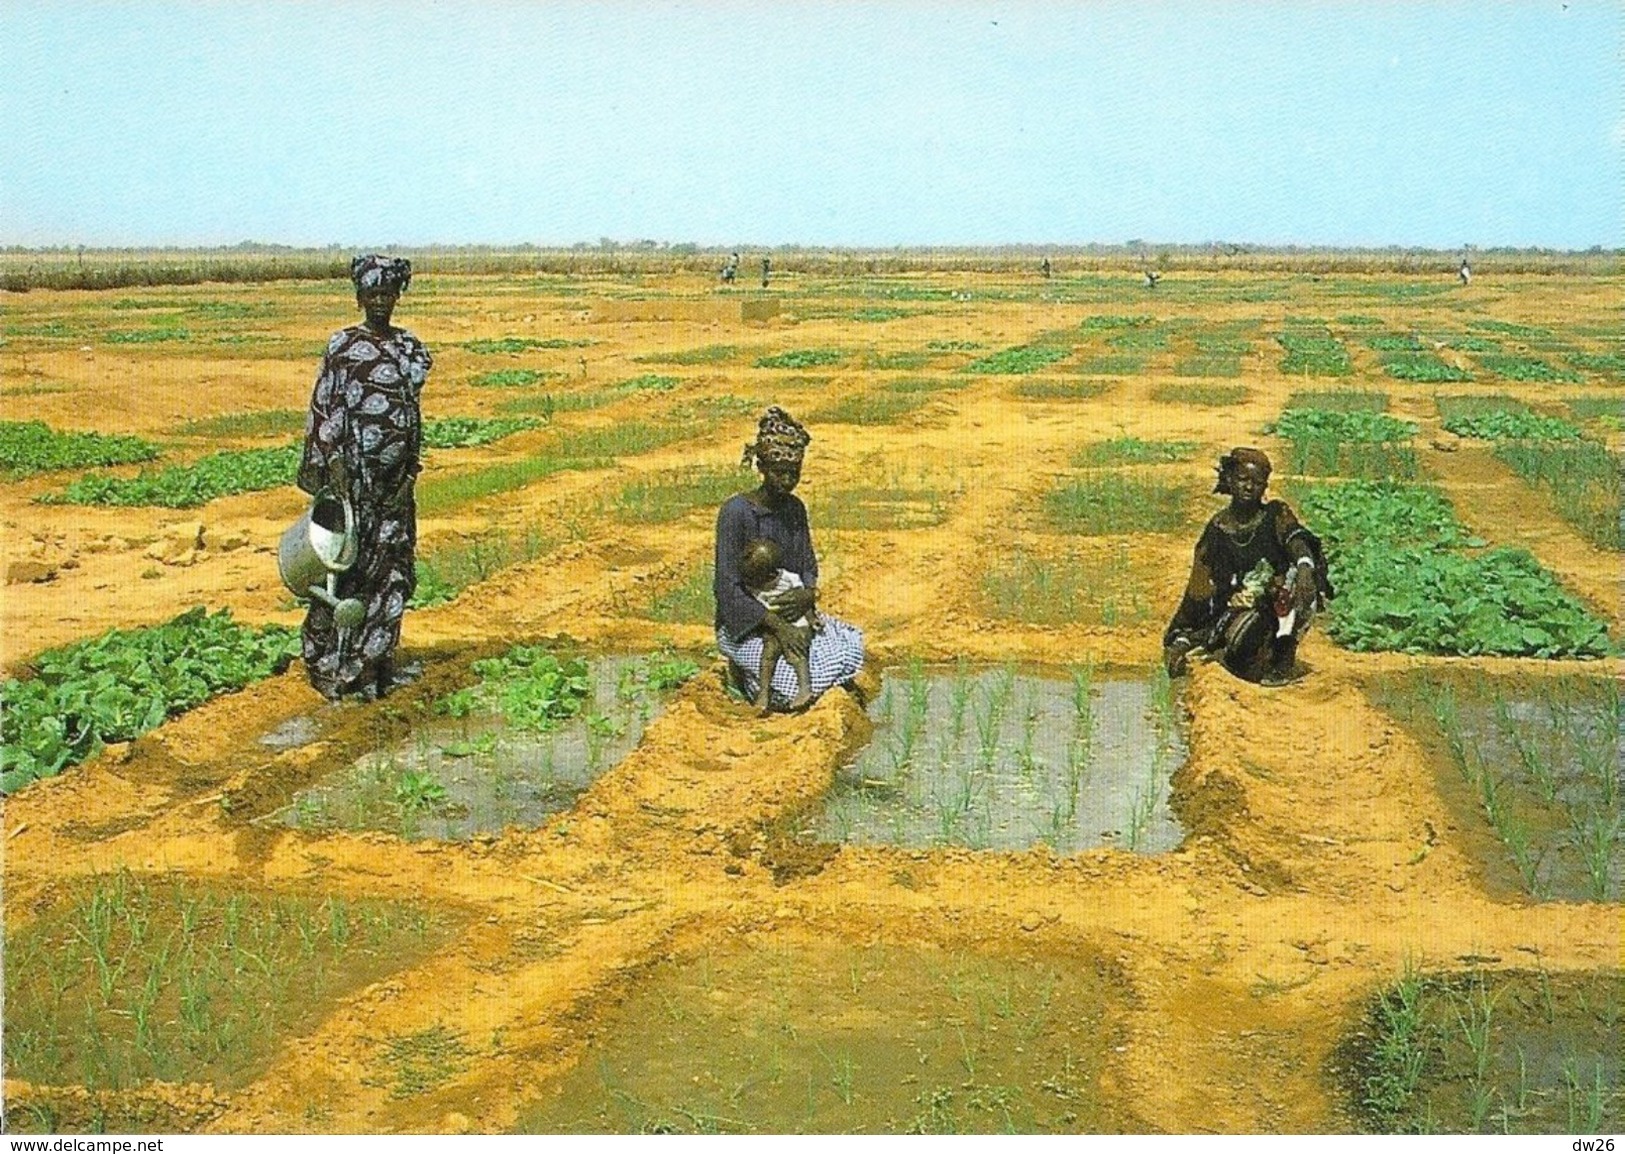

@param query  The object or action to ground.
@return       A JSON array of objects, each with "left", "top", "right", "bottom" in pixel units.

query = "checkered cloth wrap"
[{"left": 716, "top": 615, "right": 865, "bottom": 710}]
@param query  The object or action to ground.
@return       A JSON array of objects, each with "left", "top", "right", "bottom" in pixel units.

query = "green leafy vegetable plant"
[
  {"left": 962, "top": 346, "right": 1071, "bottom": 375},
  {"left": 39, "top": 446, "right": 300, "bottom": 507},
  {"left": 1, "top": 608, "right": 300, "bottom": 792},
  {"left": 421, "top": 417, "right": 540, "bottom": 449},
  {"left": 754, "top": 348, "right": 844, "bottom": 369},
  {"left": 435, "top": 646, "right": 591, "bottom": 732},
  {"left": 0, "top": 421, "right": 160, "bottom": 477}
]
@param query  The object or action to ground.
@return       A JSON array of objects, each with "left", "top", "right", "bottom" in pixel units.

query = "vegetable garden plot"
[
  {"left": 0, "top": 420, "right": 159, "bottom": 478},
  {"left": 513, "top": 936, "right": 1133, "bottom": 1134},
  {"left": 2, "top": 872, "right": 451, "bottom": 1118},
  {"left": 1289, "top": 480, "right": 1611, "bottom": 658},
  {"left": 265, "top": 649, "right": 696, "bottom": 840},
  {"left": 1475, "top": 355, "right": 1582, "bottom": 384},
  {"left": 1, "top": 608, "right": 300, "bottom": 793},
  {"left": 1269, "top": 408, "right": 1420, "bottom": 479},
  {"left": 1371, "top": 672, "right": 1621, "bottom": 902},
  {"left": 1276, "top": 328, "right": 1353, "bottom": 377},
  {"left": 1343, "top": 968, "right": 1623, "bottom": 1134},
  {"left": 807, "top": 664, "right": 1185, "bottom": 854},
  {"left": 1493, "top": 441, "right": 1622, "bottom": 552},
  {"left": 1434, "top": 396, "right": 1583, "bottom": 442}
]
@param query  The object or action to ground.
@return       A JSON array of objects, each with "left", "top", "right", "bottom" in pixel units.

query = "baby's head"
[{"left": 739, "top": 538, "right": 783, "bottom": 591}]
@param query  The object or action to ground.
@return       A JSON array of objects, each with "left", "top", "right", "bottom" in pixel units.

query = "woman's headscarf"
[
  {"left": 742, "top": 406, "right": 811, "bottom": 469},
  {"left": 351, "top": 254, "right": 413, "bottom": 294},
  {"left": 1214, "top": 447, "right": 1272, "bottom": 494}
]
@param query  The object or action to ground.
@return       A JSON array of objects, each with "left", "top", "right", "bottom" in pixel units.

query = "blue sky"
[{"left": 2, "top": 2, "right": 1618, "bottom": 249}]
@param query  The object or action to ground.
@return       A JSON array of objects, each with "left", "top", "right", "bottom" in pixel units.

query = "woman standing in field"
[
  {"left": 714, "top": 407, "right": 866, "bottom": 710},
  {"left": 1163, "top": 447, "right": 1332, "bottom": 685},
  {"left": 296, "top": 254, "right": 432, "bottom": 700}
]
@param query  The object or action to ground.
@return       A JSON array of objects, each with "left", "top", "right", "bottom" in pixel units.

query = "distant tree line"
[{"left": 0, "top": 241, "right": 1616, "bottom": 291}]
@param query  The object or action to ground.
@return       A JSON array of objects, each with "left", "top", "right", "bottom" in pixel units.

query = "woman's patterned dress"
[{"left": 296, "top": 324, "right": 431, "bottom": 699}]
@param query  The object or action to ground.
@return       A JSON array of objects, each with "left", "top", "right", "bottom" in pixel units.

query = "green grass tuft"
[
  {"left": 1150, "top": 383, "right": 1248, "bottom": 406},
  {"left": 1043, "top": 475, "right": 1189, "bottom": 535},
  {"left": 177, "top": 410, "right": 306, "bottom": 439},
  {"left": 809, "top": 392, "right": 930, "bottom": 425},
  {"left": 1072, "top": 438, "right": 1198, "bottom": 467}
]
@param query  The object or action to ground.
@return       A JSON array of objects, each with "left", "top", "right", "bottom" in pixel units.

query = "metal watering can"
[{"left": 278, "top": 489, "right": 366, "bottom": 641}]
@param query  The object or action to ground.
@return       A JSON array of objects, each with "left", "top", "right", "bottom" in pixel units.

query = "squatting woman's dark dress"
[
  {"left": 1163, "top": 500, "right": 1331, "bottom": 679},
  {"left": 296, "top": 324, "right": 432, "bottom": 699}
]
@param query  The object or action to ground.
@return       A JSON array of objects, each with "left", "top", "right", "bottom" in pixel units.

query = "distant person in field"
[
  {"left": 1163, "top": 448, "right": 1332, "bottom": 686},
  {"left": 296, "top": 254, "right": 431, "bottom": 701},
  {"left": 1040, "top": 257, "right": 1052, "bottom": 279},
  {"left": 1458, "top": 258, "right": 1472, "bottom": 286},
  {"left": 1143, "top": 269, "right": 1161, "bottom": 289},
  {"left": 721, "top": 253, "right": 738, "bottom": 284},
  {"left": 714, "top": 407, "right": 866, "bottom": 712},
  {"left": 738, "top": 537, "right": 817, "bottom": 714},
  {"left": 761, "top": 256, "right": 772, "bottom": 288}
]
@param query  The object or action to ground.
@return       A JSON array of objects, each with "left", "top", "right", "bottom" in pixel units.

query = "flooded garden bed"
[
  {"left": 1342, "top": 967, "right": 1623, "bottom": 1134},
  {"left": 807, "top": 663, "right": 1185, "bottom": 854},
  {"left": 2, "top": 871, "right": 453, "bottom": 1131},
  {"left": 262, "top": 646, "right": 697, "bottom": 841},
  {"left": 1371, "top": 671, "right": 1621, "bottom": 901},
  {"left": 513, "top": 935, "right": 1134, "bottom": 1134}
]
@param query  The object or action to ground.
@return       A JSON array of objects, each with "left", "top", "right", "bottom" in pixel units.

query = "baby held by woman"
[{"left": 738, "top": 538, "right": 818, "bottom": 714}]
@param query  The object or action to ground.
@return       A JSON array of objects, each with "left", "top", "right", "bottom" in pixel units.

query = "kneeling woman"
[
  {"left": 714, "top": 408, "right": 866, "bottom": 710},
  {"left": 1164, "top": 448, "right": 1332, "bottom": 684}
]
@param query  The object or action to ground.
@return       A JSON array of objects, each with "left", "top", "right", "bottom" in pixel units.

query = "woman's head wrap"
[
  {"left": 351, "top": 254, "right": 413, "bottom": 294},
  {"left": 1214, "top": 446, "right": 1272, "bottom": 494},
  {"left": 742, "top": 406, "right": 811, "bottom": 469}
]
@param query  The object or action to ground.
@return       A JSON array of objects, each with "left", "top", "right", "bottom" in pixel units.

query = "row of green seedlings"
[
  {"left": 596, "top": 458, "right": 963, "bottom": 534},
  {"left": 27, "top": 417, "right": 543, "bottom": 508},
  {"left": 2, "top": 870, "right": 440, "bottom": 1092},
  {"left": 1079, "top": 313, "right": 1258, "bottom": 378},
  {"left": 1360, "top": 966, "right": 1622, "bottom": 1134},
  {"left": 416, "top": 418, "right": 708, "bottom": 517},
  {"left": 975, "top": 442, "right": 1196, "bottom": 633},
  {"left": 1268, "top": 398, "right": 1420, "bottom": 480},
  {"left": 978, "top": 438, "right": 1200, "bottom": 627},
  {"left": 1366, "top": 333, "right": 1585, "bottom": 384},
  {"left": 805, "top": 373, "right": 976, "bottom": 426},
  {"left": 629, "top": 339, "right": 987, "bottom": 370},
  {"left": 1, "top": 608, "right": 300, "bottom": 793},
  {"left": 526, "top": 941, "right": 1100, "bottom": 1134},
  {"left": 851, "top": 661, "right": 1175, "bottom": 852},
  {"left": 1405, "top": 677, "right": 1619, "bottom": 901},
  {"left": 1277, "top": 324, "right": 1355, "bottom": 377},
  {"left": 1434, "top": 395, "right": 1621, "bottom": 552},
  {"left": 1289, "top": 479, "right": 1611, "bottom": 658},
  {"left": 489, "top": 373, "right": 761, "bottom": 424}
]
